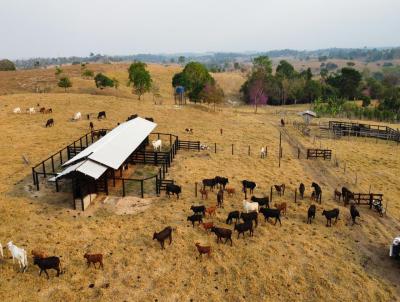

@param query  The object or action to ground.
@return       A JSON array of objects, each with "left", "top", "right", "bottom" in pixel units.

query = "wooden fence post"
[
  {"left": 195, "top": 182, "right": 198, "bottom": 197},
  {"left": 294, "top": 189, "right": 297, "bottom": 203},
  {"left": 32, "top": 168, "right": 36, "bottom": 185},
  {"left": 215, "top": 143, "right": 217, "bottom": 154},
  {"left": 265, "top": 146, "right": 268, "bottom": 157},
  {"left": 270, "top": 186, "right": 273, "bottom": 204},
  {"left": 297, "top": 147, "right": 300, "bottom": 159},
  {"left": 248, "top": 145, "right": 250, "bottom": 156},
  {"left": 141, "top": 180, "right": 144, "bottom": 198},
  {"left": 232, "top": 144, "right": 234, "bottom": 155}
]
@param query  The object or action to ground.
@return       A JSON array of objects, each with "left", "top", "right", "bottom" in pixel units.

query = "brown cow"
[
  {"left": 195, "top": 243, "right": 211, "bottom": 258},
  {"left": 84, "top": 253, "right": 104, "bottom": 269}
]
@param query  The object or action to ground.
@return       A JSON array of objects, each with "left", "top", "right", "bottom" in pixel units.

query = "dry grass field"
[{"left": 0, "top": 64, "right": 399, "bottom": 302}]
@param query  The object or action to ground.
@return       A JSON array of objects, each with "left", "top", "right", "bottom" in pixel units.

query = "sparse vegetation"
[
  {"left": 0, "top": 59, "right": 16, "bottom": 71},
  {"left": 57, "top": 76, "right": 72, "bottom": 91},
  {"left": 94, "top": 73, "right": 114, "bottom": 89}
]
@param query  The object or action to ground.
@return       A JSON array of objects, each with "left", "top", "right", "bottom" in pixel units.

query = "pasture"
[{"left": 0, "top": 64, "right": 399, "bottom": 302}]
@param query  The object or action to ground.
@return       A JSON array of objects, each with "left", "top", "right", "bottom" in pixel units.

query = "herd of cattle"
[{"left": 154, "top": 176, "right": 362, "bottom": 258}]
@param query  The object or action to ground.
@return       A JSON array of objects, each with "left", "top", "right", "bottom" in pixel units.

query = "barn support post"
[
  {"left": 32, "top": 167, "right": 36, "bottom": 185},
  {"left": 140, "top": 180, "right": 144, "bottom": 198},
  {"left": 59, "top": 150, "right": 63, "bottom": 164},
  {"left": 42, "top": 162, "right": 46, "bottom": 178},
  {"left": 35, "top": 173, "right": 40, "bottom": 190},
  {"left": 122, "top": 179, "right": 125, "bottom": 197},
  {"left": 51, "top": 156, "right": 55, "bottom": 173}
]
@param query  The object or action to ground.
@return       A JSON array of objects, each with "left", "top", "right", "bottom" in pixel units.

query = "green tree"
[
  {"left": 234, "top": 62, "right": 240, "bottom": 70},
  {"left": 327, "top": 67, "right": 362, "bottom": 99},
  {"left": 58, "top": 76, "right": 72, "bottom": 92},
  {"left": 82, "top": 69, "right": 94, "bottom": 78},
  {"left": 172, "top": 62, "right": 214, "bottom": 102},
  {"left": 128, "top": 62, "right": 152, "bottom": 100},
  {"left": 178, "top": 56, "right": 185, "bottom": 64},
  {"left": 252, "top": 55, "right": 273, "bottom": 75},
  {"left": 0, "top": 59, "right": 16, "bottom": 71},
  {"left": 94, "top": 73, "right": 114, "bottom": 89},
  {"left": 276, "top": 60, "right": 295, "bottom": 79}
]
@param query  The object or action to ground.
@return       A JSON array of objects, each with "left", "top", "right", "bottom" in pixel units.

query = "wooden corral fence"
[
  {"left": 307, "top": 149, "right": 332, "bottom": 160},
  {"left": 348, "top": 193, "right": 383, "bottom": 206},
  {"left": 329, "top": 121, "right": 400, "bottom": 144},
  {"left": 178, "top": 140, "right": 200, "bottom": 151}
]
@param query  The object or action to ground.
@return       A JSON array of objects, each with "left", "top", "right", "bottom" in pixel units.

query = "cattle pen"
[{"left": 31, "top": 117, "right": 200, "bottom": 210}]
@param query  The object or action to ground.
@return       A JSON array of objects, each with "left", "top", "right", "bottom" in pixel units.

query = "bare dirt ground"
[{"left": 0, "top": 64, "right": 399, "bottom": 302}]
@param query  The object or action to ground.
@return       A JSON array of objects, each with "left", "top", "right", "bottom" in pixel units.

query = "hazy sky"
[{"left": 1, "top": 0, "right": 399, "bottom": 59}]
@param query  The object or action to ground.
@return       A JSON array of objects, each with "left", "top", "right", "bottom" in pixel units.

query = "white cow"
[
  {"left": 26, "top": 107, "right": 35, "bottom": 114},
  {"left": 260, "top": 147, "right": 266, "bottom": 158},
  {"left": 0, "top": 243, "right": 3, "bottom": 258},
  {"left": 73, "top": 112, "right": 82, "bottom": 120},
  {"left": 243, "top": 200, "right": 259, "bottom": 213},
  {"left": 152, "top": 139, "right": 162, "bottom": 151},
  {"left": 200, "top": 143, "right": 210, "bottom": 150},
  {"left": 7, "top": 241, "right": 28, "bottom": 272},
  {"left": 13, "top": 107, "right": 21, "bottom": 114}
]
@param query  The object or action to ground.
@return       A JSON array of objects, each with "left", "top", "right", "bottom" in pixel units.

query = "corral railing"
[
  {"left": 307, "top": 149, "right": 332, "bottom": 160},
  {"left": 178, "top": 139, "right": 200, "bottom": 151},
  {"left": 329, "top": 121, "right": 400, "bottom": 143},
  {"left": 349, "top": 193, "right": 383, "bottom": 206}
]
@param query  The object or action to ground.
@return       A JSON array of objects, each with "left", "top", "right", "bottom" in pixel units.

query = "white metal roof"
[
  {"left": 51, "top": 117, "right": 157, "bottom": 181},
  {"left": 63, "top": 117, "right": 157, "bottom": 170}
]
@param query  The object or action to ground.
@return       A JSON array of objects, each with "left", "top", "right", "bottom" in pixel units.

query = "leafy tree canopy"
[
  {"left": 0, "top": 59, "right": 16, "bottom": 71},
  {"left": 94, "top": 73, "right": 114, "bottom": 89}
]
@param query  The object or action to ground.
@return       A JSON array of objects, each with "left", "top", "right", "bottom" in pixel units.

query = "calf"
[
  {"left": 226, "top": 211, "right": 240, "bottom": 225},
  {"left": 217, "top": 188, "right": 224, "bottom": 208},
  {"left": 334, "top": 189, "right": 342, "bottom": 201},
  {"left": 27, "top": 107, "right": 35, "bottom": 114},
  {"left": 274, "top": 184, "right": 285, "bottom": 196},
  {"left": 350, "top": 205, "right": 360, "bottom": 225},
  {"left": 225, "top": 187, "right": 235, "bottom": 196},
  {"left": 33, "top": 256, "right": 62, "bottom": 279},
  {"left": 190, "top": 205, "right": 206, "bottom": 216},
  {"left": 211, "top": 227, "right": 233, "bottom": 246},
  {"left": 45, "top": 118, "right": 54, "bottom": 127},
  {"left": 251, "top": 196, "right": 269, "bottom": 208},
  {"left": 240, "top": 212, "right": 258, "bottom": 227},
  {"left": 299, "top": 183, "right": 305, "bottom": 199},
  {"left": 205, "top": 206, "right": 216, "bottom": 217},
  {"left": 307, "top": 205, "right": 316, "bottom": 224},
  {"left": 7, "top": 241, "right": 28, "bottom": 272},
  {"left": 202, "top": 178, "right": 216, "bottom": 191},
  {"left": 31, "top": 249, "right": 47, "bottom": 259},
  {"left": 199, "top": 188, "right": 208, "bottom": 199},
  {"left": 84, "top": 253, "right": 104, "bottom": 269},
  {"left": 153, "top": 226, "right": 172, "bottom": 249},
  {"left": 166, "top": 183, "right": 181, "bottom": 199},
  {"left": 74, "top": 112, "right": 81, "bottom": 120},
  {"left": 260, "top": 208, "right": 282, "bottom": 226},
  {"left": 195, "top": 243, "right": 211, "bottom": 258},
  {"left": 242, "top": 180, "right": 256, "bottom": 194},
  {"left": 13, "top": 107, "right": 21, "bottom": 114},
  {"left": 322, "top": 208, "right": 340, "bottom": 227},
  {"left": 234, "top": 221, "right": 254, "bottom": 238},
  {"left": 39, "top": 107, "right": 46, "bottom": 113},
  {"left": 152, "top": 139, "right": 162, "bottom": 151},
  {"left": 187, "top": 214, "right": 203, "bottom": 227},
  {"left": 311, "top": 182, "right": 322, "bottom": 203},
  {"left": 45, "top": 108, "right": 52, "bottom": 114},
  {"left": 274, "top": 202, "right": 287, "bottom": 216},
  {"left": 97, "top": 111, "right": 106, "bottom": 119},
  {"left": 201, "top": 222, "right": 214, "bottom": 233},
  {"left": 185, "top": 128, "right": 193, "bottom": 134}
]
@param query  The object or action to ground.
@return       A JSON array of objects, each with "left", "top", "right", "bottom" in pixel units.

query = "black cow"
[
  {"left": 145, "top": 117, "right": 154, "bottom": 122},
  {"left": 153, "top": 226, "right": 172, "bottom": 250},
  {"left": 311, "top": 182, "right": 322, "bottom": 203},
  {"left": 187, "top": 214, "right": 203, "bottom": 227},
  {"left": 226, "top": 211, "right": 240, "bottom": 225},
  {"left": 250, "top": 196, "right": 269, "bottom": 208},
  {"left": 342, "top": 187, "right": 354, "bottom": 203},
  {"left": 211, "top": 227, "right": 233, "bottom": 246},
  {"left": 190, "top": 205, "right": 206, "bottom": 216},
  {"left": 89, "top": 122, "right": 94, "bottom": 131},
  {"left": 127, "top": 114, "right": 138, "bottom": 121},
  {"left": 307, "top": 205, "right": 316, "bottom": 224},
  {"left": 350, "top": 205, "right": 360, "bottom": 225},
  {"left": 322, "top": 208, "right": 339, "bottom": 227},
  {"left": 166, "top": 183, "right": 181, "bottom": 199},
  {"left": 97, "top": 111, "right": 106, "bottom": 120},
  {"left": 299, "top": 183, "right": 305, "bottom": 199},
  {"left": 45, "top": 118, "right": 54, "bottom": 127},
  {"left": 217, "top": 189, "right": 224, "bottom": 208},
  {"left": 242, "top": 180, "right": 256, "bottom": 194},
  {"left": 214, "top": 176, "right": 229, "bottom": 189},
  {"left": 202, "top": 178, "right": 216, "bottom": 191},
  {"left": 240, "top": 212, "right": 258, "bottom": 227},
  {"left": 33, "top": 256, "right": 62, "bottom": 279},
  {"left": 260, "top": 208, "right": 282, "bottom": 226},
  {"left": 234, "top": 221, "right": 253, "bottom": 238}
]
